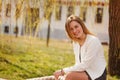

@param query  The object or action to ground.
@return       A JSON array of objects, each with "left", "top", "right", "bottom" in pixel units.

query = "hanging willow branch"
[{"left": 15, "top": 0, "right": 24, "bottom": 20}]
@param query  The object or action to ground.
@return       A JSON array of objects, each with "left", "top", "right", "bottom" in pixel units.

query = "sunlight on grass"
[{"left": 0, "top": 35, "right": 119, "bottom": 80}]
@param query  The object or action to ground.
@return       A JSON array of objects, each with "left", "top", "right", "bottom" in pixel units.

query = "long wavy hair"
[{"left": 65, "top": 15, "right": 93, "bottom": 42}]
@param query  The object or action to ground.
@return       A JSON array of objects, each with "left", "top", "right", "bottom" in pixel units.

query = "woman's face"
[{"left": 69, "top": 21, "right": 84, "bottom": 39}]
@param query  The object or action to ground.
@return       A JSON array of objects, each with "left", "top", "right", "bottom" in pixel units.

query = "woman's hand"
[
  {"left": 53, "top": 70, "right": 61, "bottom": 80},
  {"left": 54, "top": 69, "right": 65, "bottom": 80}
]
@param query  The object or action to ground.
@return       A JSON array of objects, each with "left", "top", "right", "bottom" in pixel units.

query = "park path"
[
  {"left": 0, "top": 78, "right": 7, "bottom": 80},
  {"left": 26, "top": 75, "right": 55, "bottom": 80},
  {"left": 26, "top": 75, "right": 65, "bottom": 80}
]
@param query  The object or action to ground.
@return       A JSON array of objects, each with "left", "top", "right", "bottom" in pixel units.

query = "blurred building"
[{"left": 0, "top": 0, "right": 109, "bottom": 44}]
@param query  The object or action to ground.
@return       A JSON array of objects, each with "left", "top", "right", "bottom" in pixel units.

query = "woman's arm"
[{"left": 63, "top": 37, "right": 103, "bottom": 73}]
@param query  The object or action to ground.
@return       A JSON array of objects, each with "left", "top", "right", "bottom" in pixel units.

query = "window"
[
  {"left": 43, "top": 1, "right": 52, "bottom": 19},
  {"left": 95, "top": 7, "right": 103, "bottom": 23},
  {"left": 0, "top": 2, "right": 1, "bottom": 17},
  {"left": 4, "top": 26, "right": 9, "bottom": 33},
  {"left": 25, "top": 8, "right": 39, "bottom": 34},
  {"left": 31, "top": 8, "right": 39, "bottom": 23},
  {"left": 67, "top": 6, "right": 74, "bottom": 17},
  {"left": 0, "top": 2, "right": 1, "bottom": 24},
  {"left": 80, "top": 6, "right": 87, "bottom": 21},
  {"left": 6, "top": 4, "right": 11, "bottom": 17},
  {"left": 14, "top": 26, "right": 18, "bottom": 34}
]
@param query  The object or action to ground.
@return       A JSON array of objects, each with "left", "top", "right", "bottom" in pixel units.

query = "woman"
[{"left": 53, "top": 15, "right": 107, "bottom": 80}]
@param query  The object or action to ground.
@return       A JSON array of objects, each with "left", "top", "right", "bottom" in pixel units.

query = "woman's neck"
[{"left": 78, "top": 33, "right": 87, "bottom": 46}]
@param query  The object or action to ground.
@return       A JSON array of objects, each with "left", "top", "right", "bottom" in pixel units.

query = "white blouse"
[{"left": 63, "top": 34, "right": 106, "bottom": 80}]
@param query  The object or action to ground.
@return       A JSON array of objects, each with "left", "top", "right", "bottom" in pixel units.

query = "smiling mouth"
[
  {"left": 74, "top": 34, "right": 79, "bottom": 38},
  {"left": 74, "top": 33, "right": 79, "bottom": 36}
]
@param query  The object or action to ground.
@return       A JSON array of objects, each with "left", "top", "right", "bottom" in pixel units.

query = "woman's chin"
[
  {"left": 75, "top": 37, "right": 80, "bottom": 40},
  {"left": 75, "top": 36, "right": 80, "bottom": 38}
]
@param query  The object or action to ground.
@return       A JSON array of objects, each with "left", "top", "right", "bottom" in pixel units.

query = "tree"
[
  {"left": 108, "top": 0, "right": 120, "bottom": 76},
  {"left": 44, "top": 0, "right": 54, "bottom": 47},
  {"left": 15, "top": 0, "right": 24, "bottom": 37}
]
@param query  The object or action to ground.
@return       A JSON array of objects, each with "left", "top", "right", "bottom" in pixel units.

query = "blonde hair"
[{"left": 65, "top": 15, "right": 93, "bottom": 41}]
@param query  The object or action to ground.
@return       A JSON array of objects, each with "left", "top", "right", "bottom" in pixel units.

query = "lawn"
[{"left": 0, "top": 35, "right": 119, "bottom": 80}]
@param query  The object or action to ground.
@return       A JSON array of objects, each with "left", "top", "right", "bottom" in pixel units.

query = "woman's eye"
[{"left": 75, "top": 25, "right": 78, "bottom": 28}]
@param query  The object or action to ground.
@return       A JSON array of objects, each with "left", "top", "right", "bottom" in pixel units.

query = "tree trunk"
[
  {"left": 46, "top": 13, "right": 52, "bottom": 47},
  {"left": 108, "top": 0, "right": 120, "bottom": 76}
]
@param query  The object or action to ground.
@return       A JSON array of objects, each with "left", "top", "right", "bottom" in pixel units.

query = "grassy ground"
[{"left": 0, "top": 35, "right": 119, "bottom": 80}]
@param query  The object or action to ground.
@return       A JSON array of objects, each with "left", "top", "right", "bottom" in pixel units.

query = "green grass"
[{"left": 0, "top": 34, "right": 119, "bottom": 80}]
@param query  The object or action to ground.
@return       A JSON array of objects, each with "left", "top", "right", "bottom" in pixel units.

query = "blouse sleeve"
[{"left": 63, "top": 37, "right": 103, "bottom": 73}]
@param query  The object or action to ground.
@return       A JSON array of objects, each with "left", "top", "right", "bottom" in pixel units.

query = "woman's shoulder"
[
  {"left": 87, "top": 34, "right": 101, "bottom": 45},
  {"left": 87, "top": 34, "right": 99, "bottom": 41}
]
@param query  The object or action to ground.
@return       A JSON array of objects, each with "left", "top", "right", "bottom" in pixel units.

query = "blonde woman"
[{"left": 54, "top": 15, "right": 107, "bottom": 80}]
